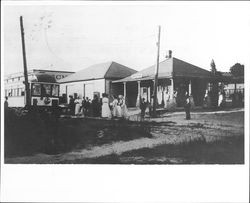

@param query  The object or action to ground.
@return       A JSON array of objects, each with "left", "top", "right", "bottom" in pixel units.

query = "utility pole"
[
  {"left": 20, "top": 16, "right": 31, "bottom": 107},
  {"left": 152, "top": 25, "right": 161, "bottom": 117}
]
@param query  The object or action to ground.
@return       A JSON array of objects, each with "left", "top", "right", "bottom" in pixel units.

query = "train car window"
[
  {"left": 52, "top": 85, "right": 59, "bottom": 97},
  {"left": 18, "top": 88, "right": 22, "bottom": 96},
  {"left": 8, "top": 89, "right": 12, "bottom": 97},
  {"left": 13, "top": 89, "right": 17, "bottom": 96},
  {"left": 42, "top": 84, "right": 51, "bottom": 96},
  {"left": 32, "top": 84, "right": 41, "bottom": 96}
]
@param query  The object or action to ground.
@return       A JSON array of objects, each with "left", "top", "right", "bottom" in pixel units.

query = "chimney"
[
  {"left": 165, "top": 50, "right": 172, "bottom": 59},
  {"left": 168, "top": 50, "right": 172, "bottom": 58}
]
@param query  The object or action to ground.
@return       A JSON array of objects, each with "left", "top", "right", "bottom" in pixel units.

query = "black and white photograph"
[{"left": 1, "top": 1, "right": 249, "bottom": 202}]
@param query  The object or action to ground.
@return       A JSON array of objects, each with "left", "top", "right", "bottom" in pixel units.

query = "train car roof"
[{"left": 31, "top": 73, "right": 57, "bottom": 83}]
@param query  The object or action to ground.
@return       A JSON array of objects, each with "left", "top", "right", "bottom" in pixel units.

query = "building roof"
[
  {"left": 58, "top": 61, "right": 137, "bottom": 83},
  {"left": 218, "top": 72, "right": 244, "bottom": 83},
  {"left": 4, "top": 69, "right": 74, "bottom": 80},
  {"left": 113, "top": 57, "right": 213, "bottom": 83}
]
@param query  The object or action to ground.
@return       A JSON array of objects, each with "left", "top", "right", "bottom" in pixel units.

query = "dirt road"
[{"left": 5, "top": 109, "right": 244, "bottom": 164}]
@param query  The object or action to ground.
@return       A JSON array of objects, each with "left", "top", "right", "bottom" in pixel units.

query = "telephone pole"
[
  {"left": 20, "top": 16, "right": 31, "bottom": 107},
  {"left": 152, "top": 25, "right": 161, "bottom": 117}
]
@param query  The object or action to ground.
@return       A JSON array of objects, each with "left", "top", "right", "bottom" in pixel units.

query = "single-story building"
[
  {"left": 216, "top": 72, "right": 244, "bottom": 104},
  {"left": 112, "top": 55, "right": 214, "bottom": 108},
  {"left": 59, "top": 61, "right": 137, "bottom": 103}
]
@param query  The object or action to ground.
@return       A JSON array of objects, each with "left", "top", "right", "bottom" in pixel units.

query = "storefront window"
[
  {"left": 32, "top": 84, "right": 41, "bottom": 96},
  {"left": 52, "top": 85, "right": 59, "bottom": 97}
]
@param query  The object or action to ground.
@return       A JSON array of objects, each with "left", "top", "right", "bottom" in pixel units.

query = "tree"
[
  {"left": 230, "top": 63, "right": 244, "bottom": 77},
  {"left": 210, "top": 59, "right": 219, "bottom": 107},
  {"left": 210, "top": 59, "right": 217, "bottom": 74}
]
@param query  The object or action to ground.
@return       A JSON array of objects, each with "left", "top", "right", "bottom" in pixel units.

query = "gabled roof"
[
  {"left": 173, "top": 58, "right": 212, "bottom": 78},
  {"left": 58, "top": 61, "right": 137, "bottom": 83},
  {"left": 113, "top": 57, "right": 213, "bottom": 83}
]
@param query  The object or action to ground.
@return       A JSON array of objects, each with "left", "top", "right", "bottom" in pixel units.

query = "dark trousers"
[{"left": 185, "top": 106, "right": 191, "bottom": 120}]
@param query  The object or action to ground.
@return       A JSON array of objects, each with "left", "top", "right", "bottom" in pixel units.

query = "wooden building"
[
  {"left": 112, "top": 56, "right": 214, "bottom": 108},
  {"left": 59, "top": 61, "right": 137, "bottom": 102}
]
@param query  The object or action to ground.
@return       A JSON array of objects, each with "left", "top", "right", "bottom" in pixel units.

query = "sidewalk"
[{"left": 127, "top": 107, "right": 244, "bottom": 121}]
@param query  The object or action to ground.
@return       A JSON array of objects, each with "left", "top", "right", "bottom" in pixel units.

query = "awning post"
[
  {"left": 123, "top": 82, "right": 126, "bottom": 98},
  {"left": 136, "top": 81, "right": 141, "bottom": 107}
]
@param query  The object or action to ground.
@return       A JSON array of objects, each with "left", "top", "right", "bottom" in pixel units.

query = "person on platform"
[
  {"left": 140, "top": 98, "right": 147, "bottom": 121},
  {"left": 4, "top": 96, "right": 9, "bottom": 121},
  {"left": 4, "top": 96, "right": 8, "bottom": 110},
  {"left": 164, "top": 91, "right": 170, "bottom": 109},
  {"left": 74, "top": 96, "right": 82, "bottom": 116},
  {"left": 203, "top": 90, "right": 211, "bottom": 108},
  {"left": 92, "top": 95, "right": 101, "bottom": 117},
  {"left": 101, "top": 93, "right": 111, "bottom": 118},
  {"left": 119, "top": 95, "right": 128, "bottom": 119},
  {"left": 68, "top": 95, "right": 75, "bottom": 115},
  {"left": 85, "top": 97, "right": 91, "bottom": 117},
  {"left": 112, "top": 95, "right": 120, "bottom": 118},
  {"left": 218, "top": 91, "right": 224, "bottom": 108},
  {"left": 81, "top": 97, "right": 86, "bottom": 116},
  {"left": 184, "top": 91, "right": 191, "bottom": 120}
]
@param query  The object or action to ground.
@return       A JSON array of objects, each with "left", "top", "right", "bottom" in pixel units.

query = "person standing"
[
  {"left": 112, "top": 95, "right": 120, "bottom": 118},
  {"left": 85, "top": 97, "right": 91, "bottom": 117},
  {"left": 184, "top": 92, "right": 191, "bottom": 120},
  {"left": 74, "top": 96, "right": 82, "bottom": 116},
  {"left": 92, "top": 95, "right": 100, "bottom": 117},
  {"left": 140, "top": 98, "right": 147, "bottom": 121},
  {"left": 120, "top": 95, "right": 128, "bottom": 119},
  {"left": 4, "top": 96, "right": 9, "bottom": 121},
  {"left": 203, "top": 90, "right": 210, "bottom": 109},
  {"left": 218, "top": 91, "right": 224, "bottom": 108},
  {"left": 4, "top": 96, "right": 8, "bottom": 110},
  {"left": 81, "top": 97, "right": 86, "bottom": 116},
  {"left": 101, "top": 93, "right": 111, "bottom": 118},
  {"left": 116, "top": 95, "right": 122, "bottom": 118},
  {"left": 164, "top": 91, "right": 170, "bottom": 109},
  {"left": 68, "top": 95, "right": 75, "bottom": 115}
]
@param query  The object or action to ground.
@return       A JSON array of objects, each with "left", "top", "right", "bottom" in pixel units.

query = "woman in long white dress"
[
  {"left": 74, "top": 96, "right": 82, "bottom": 116},
  {"left": 218, "top": 91, "right": 224, "bottom": 107},
  {"left": 119, "top": 95, "right": 128, "bottom": 118},
  {"left": 112, "top": 96, "right": 120, "bottom": 117},
  {"left": 101, "top": 94, "right": 111, "bottom": 118},
  {"left": 164, "top": 91, "right": 170, "bottom": 109}
]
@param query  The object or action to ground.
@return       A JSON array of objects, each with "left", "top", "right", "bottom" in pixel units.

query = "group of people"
[
  {"left": 139, "top": 90, "right": 191, "bottom": 120},
  {"left": 68, "top": 93, "right": 128, "bottom": 119}
]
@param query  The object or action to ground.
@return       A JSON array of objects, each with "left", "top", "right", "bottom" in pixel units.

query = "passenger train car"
[{"left": 4, "top": 69, "right": 74, "bottom": 108}]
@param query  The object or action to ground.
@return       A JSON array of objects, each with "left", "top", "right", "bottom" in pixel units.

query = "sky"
[{"left": 2, "top": 1, "right": 250, "bottom": 75}]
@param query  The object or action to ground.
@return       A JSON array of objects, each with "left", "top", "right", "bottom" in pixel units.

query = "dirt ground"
[{"left": 5, "top": 108, "right": 244, "bottom": 164}]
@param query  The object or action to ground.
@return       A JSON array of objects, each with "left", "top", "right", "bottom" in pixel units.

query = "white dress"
[
  {"left": 218, "top": 94, "right": 223, "bottom": 107},
  {"left": 164, "top": 93, "right": 170, "bottom": 109},
  {"left": 112, "top": 99, "right": 120, "bottom": 117},
  {"left": 102, "top": 97, "right": 111, "bottom": 118},
  {"left": 120, "top": 99, "right": 128, "bottom": 118},
  {"left": 74, "top": 99, "right": 82, "bottom": 115}
]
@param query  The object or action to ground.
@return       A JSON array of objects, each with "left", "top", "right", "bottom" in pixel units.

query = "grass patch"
[
  {"left": 70, "top": 135, "right": 244, "bottom": 164},
  {"left": 4, "top": 109, "right": 153, "bottom": 158}
]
